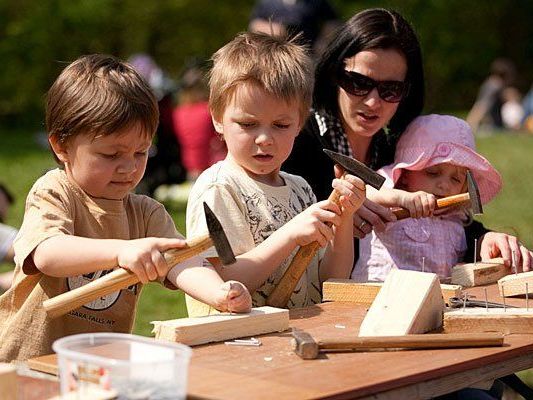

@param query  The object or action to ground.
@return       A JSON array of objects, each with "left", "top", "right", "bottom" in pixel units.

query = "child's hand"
[
  {"left": 285, "top": 200, "right": 342, "bottom": 248},
  {"left": 332, "top": 165, "right": 366, "bottom": 215},
  {"left": 215, "top": 281, "right": 252, "bottom": 313},
  {"left": 117, "top": 237, "right": 188, "bottom": 283},
  {"left": 398, "top": 190, "right": 437, "bottom": 218}
]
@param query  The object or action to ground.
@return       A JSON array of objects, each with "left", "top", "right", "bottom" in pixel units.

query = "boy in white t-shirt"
[{"left": 186, "top": 32, "right": 366, "bottom": 315}]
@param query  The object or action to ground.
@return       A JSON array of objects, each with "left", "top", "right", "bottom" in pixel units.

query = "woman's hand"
[
  {"left": 479, "top": 232, "right": 532, "bottom": 272},
  {"left": 353, "top": 198, "right": 397, "bottom": 238}
]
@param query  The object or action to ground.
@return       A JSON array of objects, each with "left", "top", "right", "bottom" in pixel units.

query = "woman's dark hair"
[{"left": 314, "top": 8, "right": 424, "bottom": 169}]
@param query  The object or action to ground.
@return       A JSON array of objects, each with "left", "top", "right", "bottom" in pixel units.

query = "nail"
[
  {"left": 484, "top": 288, "right": 488, "bottom": 312},
  {"left": 527, "top": 283, "right": 529, "bottom": 312},
  {"left": 502, "top": 284, "right": 506, "bottom": 312},
  {"left": 422, "top": 257, "right": 425, "bottom": 273},
  {"left": 462, "top": 293, "right": 467, "bottom": 312}
]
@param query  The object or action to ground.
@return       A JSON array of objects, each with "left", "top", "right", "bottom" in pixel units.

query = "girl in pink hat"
[{"left": 352, "top": 114, "right": 504, "bottom": 282}]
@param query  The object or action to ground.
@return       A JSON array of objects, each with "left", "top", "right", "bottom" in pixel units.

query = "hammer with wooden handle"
[
  {"left": 291, "top": 329, "right": 504, "bottom": 360},
  {"left": 266, "top": 149, "right": 385, "bottom": 308},
  {"left": 43, "top": 203, "right": 236, "bottom": 318},
  {"left": 391, "top": 169, "right": 483, "bottom": 220}
]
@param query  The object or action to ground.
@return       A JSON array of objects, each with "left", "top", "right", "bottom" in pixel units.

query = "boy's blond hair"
[
  {"left": 46, "top": 54, "right": 159, "bottom": 147},
  {"left": 209, "top": 32, "right": 314, "bottom": 123}
]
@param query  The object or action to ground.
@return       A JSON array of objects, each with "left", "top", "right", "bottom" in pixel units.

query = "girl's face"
[
  {"left": 400, "top": 163, "right": 468, "bottom": 198},
  {"left": 338, "top": 48, "right": 407, "bottom": 140}
]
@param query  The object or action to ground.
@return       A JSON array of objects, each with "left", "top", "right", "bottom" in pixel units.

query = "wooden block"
[
  {"left": 451, "top": 258, "right": 507, "bottom": 287},
  {"left": 27, "top": 353, "right": 59, "bottom": 376},
  {"left": 444, "top": 308, "right": 533, "bottom": 334},
  {"left": 322, "top": 279, "right": 462, "bottom": 306},
  {"left": 498, "top": 271, "right": 533, "bottom": 297},
  {"left": 0, "top": 363, "right": 17, "bottom": 400},
  {"left": 359, "top": 270, "right": 445, "bottom": 337},
  {"left": 152, "top": 306, "right": 289, "bottom": 346}
]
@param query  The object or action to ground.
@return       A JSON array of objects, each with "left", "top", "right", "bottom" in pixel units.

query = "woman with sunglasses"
[{"left": 283, "top": 8, "right": 532, "bottom": 272}]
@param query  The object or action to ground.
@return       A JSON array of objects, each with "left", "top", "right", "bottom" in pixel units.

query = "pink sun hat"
[{"left": 390, "top": 114, "right": 502, "bottom": 204}]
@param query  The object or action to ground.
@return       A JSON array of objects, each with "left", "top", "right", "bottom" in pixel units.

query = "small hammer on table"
[
  {"left": 266, "top": 150, "right": 385, "bottom": 308},
  {"left": 391, "top": 169, "right": 483, "bottom": 220},
  {"left": 292, "top": 329, "right": 504, "bottom": 360},
  {"left": 43, "top": 203, "right": 236, "bottom": 318}
]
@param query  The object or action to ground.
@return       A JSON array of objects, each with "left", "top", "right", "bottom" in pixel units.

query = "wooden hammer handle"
[
  {"left": 266, "top": 187, "right": 341, "bottom": 308},
  {"left": 392, "top": 193, "right": 470, "bottom": 220},
  {"left": 319, "top": 332, "right": 504, "bottom": 350},
  {"left": 43, "top": 234, "right": 212, "bottom": 318}
]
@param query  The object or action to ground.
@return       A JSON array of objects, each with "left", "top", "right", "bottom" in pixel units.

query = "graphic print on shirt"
[{"left": 67, "top": 269, "right": 138, "bottom": 311}]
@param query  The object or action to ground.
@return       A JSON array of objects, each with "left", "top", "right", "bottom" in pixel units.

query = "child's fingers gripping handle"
[{"left": 43, "top": 269, "right": 139, "bottom": 319}]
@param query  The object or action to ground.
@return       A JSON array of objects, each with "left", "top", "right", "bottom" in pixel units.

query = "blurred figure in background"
[
  {"left": 248, "top": 0, "right": 341, "bottom": 57},
  {"left": 522, "top": 84, "right": 533, "bottom": 133},
  {"left": 501, "top": 87, "right": 524, "bottom": 130},
  {"left": 128, "top": 53, "right": 186, "bottom": 195},
  {"left": 467, "top": 58, "right": 517, "bottom": 134},
  {"left": 0, "top": 184, "right": 17, "bottom": 292},
  {"left": 173, "top": 61, "right": 226, "bottom": 181}
]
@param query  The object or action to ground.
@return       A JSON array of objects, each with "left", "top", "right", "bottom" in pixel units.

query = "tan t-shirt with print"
[
  {"left": 186, "top": 159, "right": 322, "bottom": 316},
  {"left": 0, "top": 169, "right": 182, "bottom": 362}
]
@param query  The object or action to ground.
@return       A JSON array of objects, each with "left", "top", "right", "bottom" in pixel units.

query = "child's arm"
[
  {"left": 167, "top": 256, "right": 251, "bottom": 313},
  {"left": 206, "top": 199, "right": 342, "bottom": 292},
  {"left": 367, "top": 186, "right": 437, "bottom": 219},
  {"left": 206, "top": 170, "right": 365, "bottom": 292},
  {"left": 316, "top": 167, "right": 366, "bottom": 281},
  {"left": 32, "top": 235, "right": 189, "bottom": 283}
]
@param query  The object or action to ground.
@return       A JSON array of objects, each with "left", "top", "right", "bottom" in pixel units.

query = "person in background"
[
  {"left": 466, "top": 58, "right": 517, "bottom": 134},
  {"left": 249, "top": 0, "right": 341, "bottom": 56},
  {"left": 173, "top": 62, "right": 226, "bottom": 181},
  {"left": 128, "top": 53, "right": 186, "bottom": 195},
  {"left": 501, "top": 87, "right": 525, "bottom": 130},
  {"left": 0, "top": 184, "right": 17, "bottom": 292}
]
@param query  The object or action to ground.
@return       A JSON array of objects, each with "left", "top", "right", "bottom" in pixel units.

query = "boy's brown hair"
[
  {"left": 46, "top": 54, "right": 159, "bottom": 146},
  {"left": 208, "top": 31, "right": 314, "bottom": 124}
]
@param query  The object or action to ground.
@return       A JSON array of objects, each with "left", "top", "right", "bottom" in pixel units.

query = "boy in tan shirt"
[
  {"left": 0, "top": 54, "right": 251, "bottom": 362},
  {"left": 186, "top": 32, "right": 366, "bottom": 315}
]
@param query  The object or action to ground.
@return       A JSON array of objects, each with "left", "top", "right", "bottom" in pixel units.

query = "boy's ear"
[
  {"left": 48, "top": 135, "right": 70, "bottom": 164},
  {"left": 212, "top": 115, "right": 224, "bottom": 136}
]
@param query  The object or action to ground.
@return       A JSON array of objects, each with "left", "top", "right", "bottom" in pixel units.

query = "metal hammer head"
[
  {"left": 323, "top": 149, "right": 385, "bottom": 189},
  {"left": 203, "top": 202, "right": 236, "bottom": 265},
  {"left": 466, "top": 170, "right": 483, "bottom": 215},
  {"left": 291, "top": 329, "right": 319, "bottom": 359}
]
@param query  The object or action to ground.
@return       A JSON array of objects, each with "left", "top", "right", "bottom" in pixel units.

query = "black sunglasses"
[{"left": 337, "top": 70, "right": 409, "bottom": 103}]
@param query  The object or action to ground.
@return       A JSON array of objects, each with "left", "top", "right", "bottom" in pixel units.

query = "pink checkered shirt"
[{"left": 352, "top": 215, "right": 467, "bottom": 282}]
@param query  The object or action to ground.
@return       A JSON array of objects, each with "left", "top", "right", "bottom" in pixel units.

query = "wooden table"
[{"left": 17, "top": 284, "right": 533, "bottom": 399}]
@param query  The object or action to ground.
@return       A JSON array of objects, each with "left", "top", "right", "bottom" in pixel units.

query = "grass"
[{"left": 1, "top": 127, "right": 533, "bottom": 339}]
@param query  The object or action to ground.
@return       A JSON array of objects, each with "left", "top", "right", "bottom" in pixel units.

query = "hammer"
[
  {"left": 292, "top": 329, "right": 504, "bottom": 360},
  {"left": 266, "top": 149, "right": 385, "bottom": 308},
  {"left": 43, "top": 203, "right": 236, "bottom": 318},
  {"left": 391, "top": 170, "right": 483, "bottom": 220}
]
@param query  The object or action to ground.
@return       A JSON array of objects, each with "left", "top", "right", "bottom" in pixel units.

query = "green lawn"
[{"left": 1, "top": 127, "right": 533, "bottom": 338}]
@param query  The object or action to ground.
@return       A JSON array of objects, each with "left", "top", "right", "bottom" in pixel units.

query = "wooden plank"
[
  {"left": 498, "top": 271, "right": 533, "bottom": 297},
  {"left": 451, "top": 258, "right": 507, "bottom": 287},
  {"left": 27, "top": 354, "right": 58, "bottom": 376},
  {"left": 444, "top": 308, "right": 533, "bottom": 334},
  {"left": 359, "top": 270, "right": 445, "bottom": 336},
  {"left": 0, "top": 363, "right": 17, "bottom": 400},
  {"left": 152, "top": 306, "right": 289, "bottom": 346},
  {"left": 322, "top": 279, "right": 462, "bottom": 306}
]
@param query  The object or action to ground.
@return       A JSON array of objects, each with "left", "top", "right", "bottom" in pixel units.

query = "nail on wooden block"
[
  {"left": 451, "top": 258, "right": 507, "bottom": 287},
  {"left": 152, "top": 306, "right": 289, "bottom": 346}
]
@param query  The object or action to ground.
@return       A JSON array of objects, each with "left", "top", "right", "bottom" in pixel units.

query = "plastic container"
[{"left": 53, "top": 332, "right": 192, "bottom": 399}]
